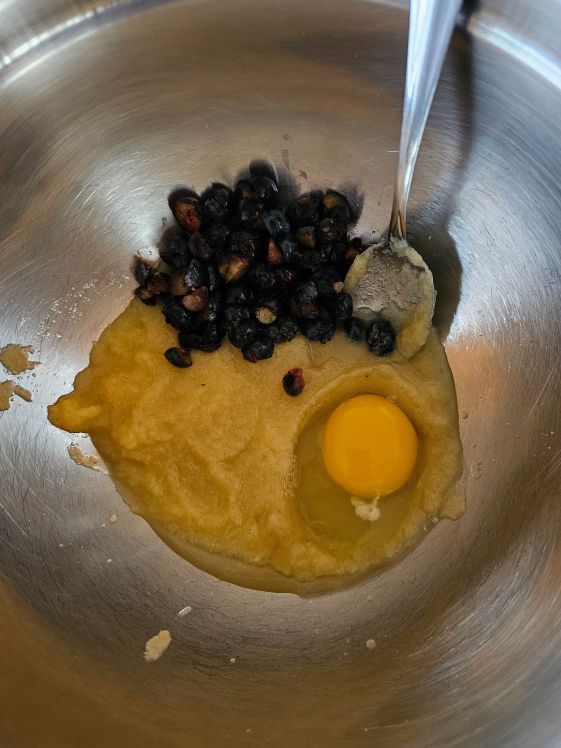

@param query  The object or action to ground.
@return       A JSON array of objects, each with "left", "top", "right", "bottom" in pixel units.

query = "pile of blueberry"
[{"left": 133, "top": 166, "right": 396, "bottom": 367}]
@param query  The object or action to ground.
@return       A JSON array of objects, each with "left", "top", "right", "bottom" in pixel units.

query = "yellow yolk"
[{"left": 321, "top": 394, "right": 418, "bottom": 498}]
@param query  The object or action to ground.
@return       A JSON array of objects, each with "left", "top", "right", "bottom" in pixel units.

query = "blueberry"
[
  {"left": 204, "top": 223, "right": 231, "bottom": 250},
  {"left": 253, "top": 299, "right": 279, "bottom": 325},
  {"left": 180, "top": 322, "right": 225, "bottom": 352},
  {"left": 286, "top": 191, "right": 323, "bottom": 228},
  {"left": 224, "top": 305, "right": 251, "bottom": 330},
  {"left": 207, "top": 263, "right": 220, "bottom": 293},
  {"left": 202, "top": 182, "right": 233, "bottom": 223},
  {"left": 279, "top": 235, "right": 299, "bottom": 263},
  {"left": 295, "top": 225, "right": 316, "bottom": 249},
  {"left": 134, "top": 286, "right": 157, "bottom": 305},
  {"left": 229, "top": 230, "right": 260, "bottom": 260},
  {"left": 365, "top": 318, "right": 396, "bottom": 356},
  {"left": 282, "top": 367, "right": 305, "bottom": 396},
  {"left": 250, "top": 263, "right": 276, "bottom": 294},
  {"left": 262, "top": 209, "right": 290, "bottom": 237},
  {"left": 203, "top": 197, "right": 229, "bottom": 223},
  {"left": 162, "top": 299, "right": 194, "bottom": 330},
  {"left": 322, "top": 190, "right": 351, "bottom": 225},
  {"left": 169, "top": 192, "right": 202, "bottom": 233},
  {"left": 238, "top": 198, "right": 261, "bottom": 228},
  {"left": 182, "top": 286, "right": 209, "bottom": 313},
  {"left": 200, "top": 321, "right": 226, "bottom": 351},
  {"left": 313, "top": 267, "right": 343, "bottom": 299},
  {"left": 160, "top": 233, "right": 191, "bottom": 269},
  {"left": 225, "top": 284, "right": 254, "bottom": 306},
  {"left": 254, "top": 306, "right": 277, "bottom": 325},
  {"left": 250, "top": 176, "right": 278, "bottom": 206},
  {"left": 266, "top": 238, "right": 283, "bottom": 265},
  {"left": 189, "top": 231, "right": 215, "bottom": 261},
  {"left": 242, "top": 337, "right": 274, "bottom": 362},
  {"left": 265, "top": 316, "right": 299, "bottom": 343},
  {"left": 276, "top": 266, "right": 298, "bottom": 287},
  {"left": 169, "top": 271, "right": 188, "bottom": 296},
  {"left": 295, "top": 248, "right": 329, "bottom": 272},
  {"left": 146, "top": 272, "right": 170, "bottom": 295},
  {"left": 300, "top": 319, "right": 336, "bottom": 343},
  {"left": 344, "top": 317, "right": 364, "bottom": 341},
  {"left": 317, "top": 218, "right": 341, "bottom": 244},
  {"left": 178, "top": 327, "right": 203, "bottom": 350},
  {"left": 297, "top": 302, "right": 320, "bottom": 320},
  {"left": 184, "top": 258, "right": 207, "bottom": 289},
  {"left": 332, "top": 291, "right": 353, "bottom": 320},
  {"left": 227, "top": 319, "right": 259, "bottom": 349},
  {"left": 295, "top": 280, "right": 319, "bottom": 305},
  {"left": 218, "top": 254, "right": 250, "bottom": 283},
  {"left": 234, "top": 179, "right": 257, "bottom": 204},
  {"left": 329, "top": 241, "right": 348, "bottom": 269},
  {"left": 164, "top": 347, "right": 192, "bottom": 368},
  {"left": 133, "top": 260, "right": 152, "bottom": 286},
  {"left": 344, "top": 245, "right": 360, "bottom": 269},
  {"left": 199, "top": 291, "right": 224, "bottom": 323}
]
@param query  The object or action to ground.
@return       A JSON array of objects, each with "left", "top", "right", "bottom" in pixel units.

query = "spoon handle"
[{"left": 389, "top": 0, "right": 463, "bottom": 240}]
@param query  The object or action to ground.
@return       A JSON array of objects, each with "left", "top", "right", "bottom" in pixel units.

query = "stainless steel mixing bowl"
[{"left": 1, "top": 0, "right": 560, "bottom": 745}]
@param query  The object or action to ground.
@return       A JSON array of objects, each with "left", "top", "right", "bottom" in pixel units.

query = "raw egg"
[{"left": 321, "top": 394, "right": 418, "bottom": 498}]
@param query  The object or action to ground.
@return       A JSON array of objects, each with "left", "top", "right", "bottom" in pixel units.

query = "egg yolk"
[{"left": 321, "top": 394, "right": 418, "bottom": 498}]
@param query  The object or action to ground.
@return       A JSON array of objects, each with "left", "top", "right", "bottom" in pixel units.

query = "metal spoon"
[{"left": 389, "top": 0, "right": 463, "bottom": 240}]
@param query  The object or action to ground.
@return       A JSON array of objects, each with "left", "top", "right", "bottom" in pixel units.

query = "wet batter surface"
[{"left": 49, "top": 300, "right": 463, "bottom": 589}]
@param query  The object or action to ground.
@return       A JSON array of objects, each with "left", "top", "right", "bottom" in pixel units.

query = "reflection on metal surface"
[{"left": 1, "top": 0, "right": 561, "bottom": 745}]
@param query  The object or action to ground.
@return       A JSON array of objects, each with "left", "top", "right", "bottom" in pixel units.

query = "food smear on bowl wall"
[
  {"left": 47, "top": 163, "right": 464, "bottom": 593},
  {"left": 0, "top": 344, "right": 39, "bottom": 375}
]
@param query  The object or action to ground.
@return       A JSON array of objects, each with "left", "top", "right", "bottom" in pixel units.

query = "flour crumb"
[
  {"left": 68, "top": 443, "right": 101, "bottom": 471},
  {"left": 109, "top": 513, "right": 118, "bottom": 524},
  {"left": 229, "top": 657, "right": 237, "bottom": 664},
  {"left": 0, "top": 344, "right": 39, "bottom": 375},
  {"left": 144, "top": 630, "right": 172, "bottom": 662},
  {"left": 366, "top": 639, "right": 376, "bottom": 650},
  {"left": 178, "top": 605, "right": 192, "bottom": 618}
]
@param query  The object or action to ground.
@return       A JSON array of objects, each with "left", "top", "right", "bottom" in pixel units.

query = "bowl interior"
[{"left": 1, "top": 0, "right": 561, "bottom": 745}]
